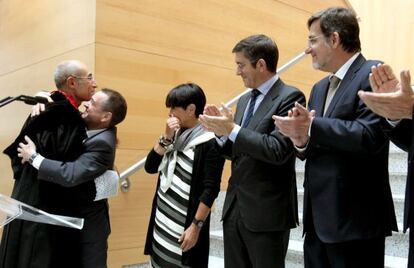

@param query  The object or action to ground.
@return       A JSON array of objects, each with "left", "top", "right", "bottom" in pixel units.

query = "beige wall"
[
  {"left": 348, "top": 0, "right": 414, "bottom": 73},
  {"left": 0, "top": 0, "right": 349, "bottom": 266}
]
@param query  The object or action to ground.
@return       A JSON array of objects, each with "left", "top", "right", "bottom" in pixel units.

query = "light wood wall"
[
  {"left": 348, "top": 0, "right": 414, "bottom": 73},
  {"left": 1, "top": 0, "right": 350, "bottom": 267}
]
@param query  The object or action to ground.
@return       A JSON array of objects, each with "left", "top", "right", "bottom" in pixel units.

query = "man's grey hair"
[{"left": 54, "top": 60, "right": 85, "bottom": 89}]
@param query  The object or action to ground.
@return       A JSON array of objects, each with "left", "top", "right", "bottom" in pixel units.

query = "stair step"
[
  {"left": 295, "top": 171, "right": 408, "bottom": 196},
  {"left": 210, "top": 231, "right": 408, "bottom": 268},
  {"left": 208, "top": 256, "right": 224, "bottom": 268},
  {"left": 295, "top": 189, "right": 407, "bottom": 224},
  {"left": 122, "top": 256, "right": 225, "bottom": 268},
  {"left": 285, "top": 239, "right": 408, "bottom": 268}
]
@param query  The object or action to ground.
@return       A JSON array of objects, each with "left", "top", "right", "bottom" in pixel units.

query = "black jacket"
[{"left": 0, "top": 91, "right": 88, "bottom": 268}]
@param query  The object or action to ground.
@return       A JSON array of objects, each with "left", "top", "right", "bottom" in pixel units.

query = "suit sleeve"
[
  {"left": 233, "top": 90, "right": 305, "bottom": 164},
  {"left": 387, "top": 119, "right": 413, "bottom": 152},
  {"left": 37, "top": 138, "right": 113, "bottom": 187}
]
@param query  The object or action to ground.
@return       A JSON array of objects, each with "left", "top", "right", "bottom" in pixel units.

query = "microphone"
[{"left": 18, "top": 95, "right": 50, "bottom": 105}]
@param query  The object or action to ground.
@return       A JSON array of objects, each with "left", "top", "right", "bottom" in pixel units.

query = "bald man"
[{"left": 0, "top": 60, "right": 98, "bottom": 268}]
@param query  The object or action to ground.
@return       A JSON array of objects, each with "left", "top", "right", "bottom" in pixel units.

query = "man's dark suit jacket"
[
  {"left": 38, "top": 127, "right": 116, "bottom": 244},
  {"left": 221, "top": 79, "right": 305, "bottom": 232},
  {"left": 302, "top": 54, "right": 398, "bottom": 243}
]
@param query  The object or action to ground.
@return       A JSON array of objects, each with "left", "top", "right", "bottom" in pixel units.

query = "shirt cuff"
[
  {"left": 32, "top": 154, "right": 45, "bottom": 170},
  {"left": 215, "top": 136, "right": 228, "bottom": 147},
  {"left": 295, "top": 119, "right": 313, "bottom": 152},
  {"left": 295, "top": 141, "right": 309, "bottom": 152},
  {"left": 387, "top": 119, "right": 401, "bottom": 127},
  {"left": 228, "top": 124, "right": 241, "bottom": 142}
]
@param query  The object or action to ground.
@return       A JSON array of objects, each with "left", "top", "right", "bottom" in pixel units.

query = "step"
[
  {"left": 122, "top": 255, "right": 225, "bottom": 268},
  {"left": 295, "top": 189, "right": 407, "bottom": 224},
  {"left": 289, "top": 216, "right": 409, "bottom": 258},
  {"left": 389, "top": 152, "right": 408, "bottom": 174},
  {"left": 210, "top": 191, "right": 226, "bottom": 231},
  {"left": 208, "top": 256, "right": 224, "bottom": 268},
  {"left": 210, "top": 230, "right": 408, "bottom": 268},
  {"left": 285, "top": 239, "right": 408, "bottom": 268},
  {"left": 390, "top": 142, "right": 406, "bottom": 154},
  {"left": 207, "top": 255, "right": 304, "bottom": 268},
  {"left": 211, "top": 187, "right": 408, "bottom": 231},
  {"left": 295, "top": 171, "right": 407, "bottom": 197}
]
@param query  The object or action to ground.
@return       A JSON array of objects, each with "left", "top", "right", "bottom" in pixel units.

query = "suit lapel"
[
  {"left": 248, "top": 79, "right": 282, "bottom": 129},
  {"left": 83, "top": 127, "right": 115, "bottom": 144},
  {"left": 324, "top": 54, "right": 365, "bottom": 117},
  {"left": 314, "top": 79, "right": 330, "bottom": 117},
  {"left": 235, "top": 93, "right": 250, "bottom": 125}
]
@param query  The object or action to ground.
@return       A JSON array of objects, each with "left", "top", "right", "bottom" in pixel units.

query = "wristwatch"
[
  {"left": 158, "top": 135, "right": 173, "bottom": 149},
  {"left": 192, "top": 218, "right": 204, "bottom": 228},
  {"left": 29, "top": 153, "right": 39, "bottom": 165}
]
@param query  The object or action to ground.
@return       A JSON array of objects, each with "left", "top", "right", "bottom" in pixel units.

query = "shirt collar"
[
  {"left": 254, "top": 74, "right": 279, "bottom": 96},
  {"left": 332, "top": 52, "right": 360, "bottom": 80},
  {"left": 87, "top": 128, "right": 107, "bottom": 137}
]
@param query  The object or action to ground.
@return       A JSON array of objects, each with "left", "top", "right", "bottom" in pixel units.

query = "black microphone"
[{"left": 18, "top": 95, "right": 49, "bottom": 105}]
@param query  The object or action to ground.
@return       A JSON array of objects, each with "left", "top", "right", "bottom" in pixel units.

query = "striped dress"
[{"left": 150, "top": 148, "right": 194, "bottom": 268}]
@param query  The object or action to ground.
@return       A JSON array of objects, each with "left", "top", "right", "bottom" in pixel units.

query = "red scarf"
[{"left": 52, "top": 90, "right": 79, "bottom": 109}]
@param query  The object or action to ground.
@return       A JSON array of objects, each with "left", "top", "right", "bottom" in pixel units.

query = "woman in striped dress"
[{"left": 144, "top": 83, "right": 225, "bottom": 268}]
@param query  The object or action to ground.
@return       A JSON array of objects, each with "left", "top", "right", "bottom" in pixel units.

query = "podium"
[{"left": 0, "top": 194, "right": 83, "bottom": 229}]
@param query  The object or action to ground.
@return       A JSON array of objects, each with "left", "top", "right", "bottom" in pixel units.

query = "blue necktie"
[{"left": 242, "top": 89, "right": 260, "bottom": 128}]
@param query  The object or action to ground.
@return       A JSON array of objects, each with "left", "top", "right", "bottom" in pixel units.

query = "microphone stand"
[
  {"left": 0, "top": 96, "right": 18, "bottom": 108},
  {"left": 0, "top": 95, "right": 46, "bottom": 108}
]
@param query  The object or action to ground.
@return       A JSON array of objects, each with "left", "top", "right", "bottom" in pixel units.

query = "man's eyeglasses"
[
  {"left": 307, "top": 34, "right": 325, "bottom": 47},
  {"left": 70, "top": 74, "right": 95, "bottom": 81}
]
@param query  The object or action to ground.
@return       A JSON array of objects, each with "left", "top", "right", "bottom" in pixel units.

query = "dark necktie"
[
  {"left": 323, "top": 76, "right": 341, "bottom": 115},
  {"left": 242, "top": 89, "right": 260, "bottom": 128}
]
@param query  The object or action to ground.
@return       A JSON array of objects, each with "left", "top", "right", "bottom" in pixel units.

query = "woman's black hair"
[{"left": 165, "top": 83, "right": 206, "bottom": 117}]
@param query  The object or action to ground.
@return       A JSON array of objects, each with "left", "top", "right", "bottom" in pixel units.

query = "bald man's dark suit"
[
  {"left": 302, "top": 54, "right": 397, "bottom": 267},
  {"left": 221, "top": 79, "right": 305, "bottom": 267}
]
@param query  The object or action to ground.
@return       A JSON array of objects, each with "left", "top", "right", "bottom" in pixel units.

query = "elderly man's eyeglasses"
[
  {"left": 307, "top": 34, "right": 325, "bottom": 47},
  {"left": 70, "top": 74, "right": 95, "bottom": 81}
]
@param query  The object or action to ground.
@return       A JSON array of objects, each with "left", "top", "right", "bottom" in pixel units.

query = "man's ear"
[
  {"left": 256, "top": 59, "right": 267, "bottom": 72},
  {"left": 331, "top": 32, "right": 340, "bottom": 49},
  {"left": 65, "top": 76, "right": 78, "bottom": 90},
  {"left": 101, "top": 111, "right": 113, "bottom": 126}
]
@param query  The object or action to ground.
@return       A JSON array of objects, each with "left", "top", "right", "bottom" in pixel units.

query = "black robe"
[{"left": 0, "top": 91, "right": 90, "bottom": 268}]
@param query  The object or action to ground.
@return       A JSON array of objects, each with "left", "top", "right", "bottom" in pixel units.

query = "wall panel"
[
  {"left": 348, "top": 0, "right": 414, "bottom": 73},
  {"left": 0, "top": 0, "right": 96, "bottom": 75}
]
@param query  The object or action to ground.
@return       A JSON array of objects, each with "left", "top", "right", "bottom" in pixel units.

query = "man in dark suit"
[
  {"left": 16, "top": 88, "right": 127, "bottom": 268},
  {"left": 273, "top": 7, "right": 397, "bottom": 267},
  {"left": 359, "top": 64, "right": 414, "bottom": 268},
  {"left": 200, "top": 34, "right": 305, "bottom": 268}
]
